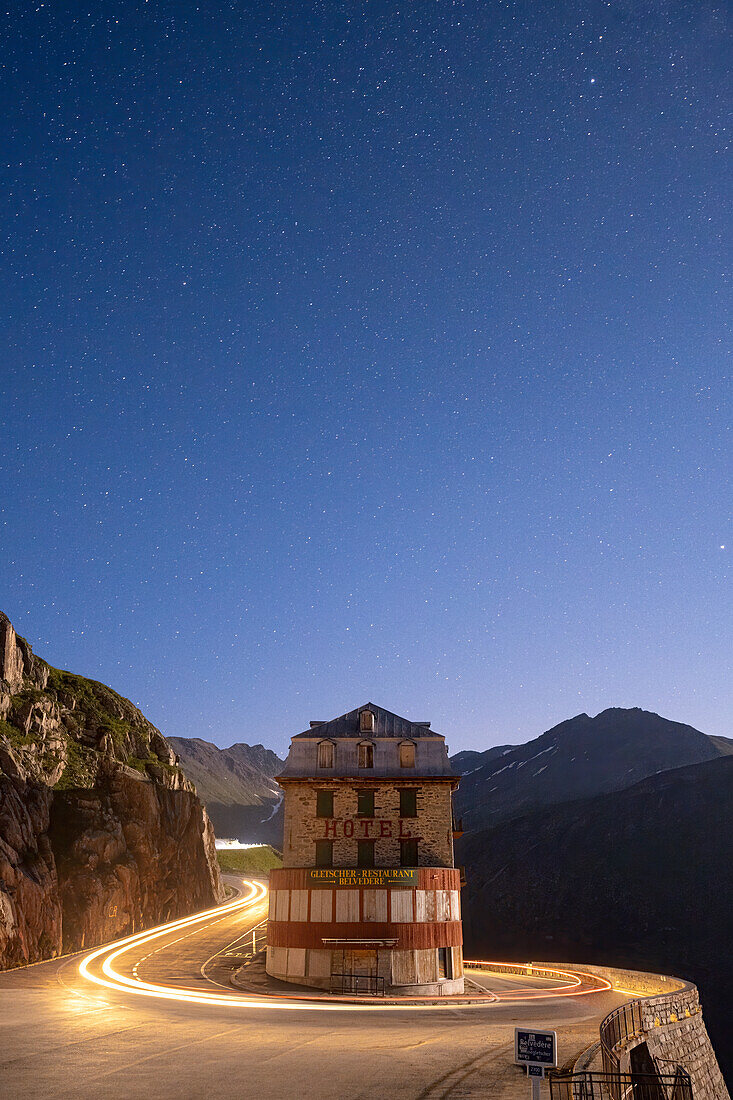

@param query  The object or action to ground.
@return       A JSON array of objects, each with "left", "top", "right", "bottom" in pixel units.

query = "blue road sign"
[{"left": 515, "top": 1028, "right": 557, "bottom": 1067}]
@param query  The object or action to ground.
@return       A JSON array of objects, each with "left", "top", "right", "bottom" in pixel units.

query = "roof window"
[
  {"left": 317, "top": 740, "right": 335, "bottom": 769},
  {"left": 399, "top": 741, "right": 416, "bottom": 768},
  {"left": 358, "top": 741, "right": 374, "bottom": 769}
]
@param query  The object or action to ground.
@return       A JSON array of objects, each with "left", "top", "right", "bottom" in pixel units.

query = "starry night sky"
[{"left": 1, "top": 2, "right": 730, "bottom": 754}]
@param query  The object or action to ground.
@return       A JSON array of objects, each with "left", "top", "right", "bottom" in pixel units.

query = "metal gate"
[
  {"left": 549, "top": 1069, "right": 693, "bottom": 1100},
  {"left": 330, "top": 949, "right": 386, "bottom": 996}
]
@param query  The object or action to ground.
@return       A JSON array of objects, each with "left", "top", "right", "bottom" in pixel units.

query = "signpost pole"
[{"left": 527, "top": 1064, "right": 544, "bottom": 1098}]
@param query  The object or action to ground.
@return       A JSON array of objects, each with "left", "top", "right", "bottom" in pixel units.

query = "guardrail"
[
  {"left": 330, "top": 973, "right": 386, "bottom": 996},
  {"left": 549, "top": 1069, "right": 692, "bottom": 1100}
]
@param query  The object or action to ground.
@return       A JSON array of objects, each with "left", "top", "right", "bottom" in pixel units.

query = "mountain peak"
[{"left": 453, "top": 707, "right": 722, "bottom": 834}]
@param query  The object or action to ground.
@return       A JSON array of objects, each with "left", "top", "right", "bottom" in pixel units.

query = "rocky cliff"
[{"left": 0, "top": 612, "right": 223, "bottom": 969}]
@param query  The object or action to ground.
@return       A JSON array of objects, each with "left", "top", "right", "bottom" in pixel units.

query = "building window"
[
  {"left": 399, "top": 789, "right": 418, "bottom": 818},
  {"left": 316, "top": 790, "right": 334, "bottom": 818},
  {"left": 400, "top": 838, "right": 418, "bottom": 867},
  {"left": 356, "top": 790, "right": 375, "bottom": 817},
  {"left": 315, "top": 840, "right": 333, "bottom": 868},
  {"left": 360, "top": 710, "right": 375, "bottom": 732},
  {"left": 357, "top": 840, "right": 375, "bottom": 868},
  {"left": 318, "top": 740, "right": 335, "bottom": 769},
  {"left": 358, "top": 741, "right": 374, "bottom": 769},
  {"left": 438, "top": 947, "right": 452, "bottom": 980},
  {"left": 399, "top": 741, "right": 416, "bottom": 768}
]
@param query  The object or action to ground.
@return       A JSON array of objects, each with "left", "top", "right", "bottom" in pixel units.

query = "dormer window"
[
  {"left": 360, "top": 710, "right": 375, "bottom": 732},
  {"left": 399, "top": 740, "right": 416, "bottom": 768},
  {"left": 317, "top": 740, "right": 335, "bottom": 769},
  {"left": 358, "top": 740, "right": 374, "bottom": 769}
]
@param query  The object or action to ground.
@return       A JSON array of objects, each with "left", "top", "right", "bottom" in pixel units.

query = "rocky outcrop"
[
  {"left": 0, "top": 777, "right": 60, "bottom": 966},
  {"left": 0, "top": 612, "right": 224, "bottom": 969},
  {"left": 49, "top": 765, "right": 222, "bottom": 951}
]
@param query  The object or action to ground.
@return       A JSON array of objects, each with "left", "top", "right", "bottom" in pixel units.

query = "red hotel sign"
[{"left": 321, "top": 818, "right": 415, "bottom": 839}]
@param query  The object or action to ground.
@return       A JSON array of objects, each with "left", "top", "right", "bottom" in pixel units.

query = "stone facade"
[{"left": 281, "top": 779, "right": 455, "bottom": 869}]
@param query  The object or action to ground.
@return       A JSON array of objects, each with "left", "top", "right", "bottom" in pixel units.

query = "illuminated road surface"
[{"left": 0, "top": 875, "right": 630, "bottom": 1099}]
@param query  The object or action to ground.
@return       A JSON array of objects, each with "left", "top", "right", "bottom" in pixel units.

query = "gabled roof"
[{"left": 293, "top": 703, "right": 438, "bottom": 740}]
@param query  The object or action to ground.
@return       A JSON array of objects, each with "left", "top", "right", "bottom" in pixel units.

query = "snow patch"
[
  {"left": 261, "top": 793, "right": 283, "bottom": 822},
  {"left": 518, "top": 743, "right": 557, "bottom": 767},
  {"left": 489, "top": 761, "right": 517, "bottom": 778}
]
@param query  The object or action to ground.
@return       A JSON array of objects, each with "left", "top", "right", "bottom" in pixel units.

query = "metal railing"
[
  {"left": 549, "top": 1069, "right": 693, "bottom": 1100},
  {"left": 600, "top": 1000, "right": 645, "bottom": 1076},
  {"left": 330, "top": 972, "right": 386, "bottom": 996}
]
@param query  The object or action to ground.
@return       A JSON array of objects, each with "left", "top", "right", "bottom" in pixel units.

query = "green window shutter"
[
  {"left": 315, "top": 840, "right": 333, "bottom": 868},
  {"left": 399, "top": 789, "right": 417, "bottom": 818},
  {"left": 357, "top": 840, "right": 375, "bottom": 868},
  {"left": 316, "top": 790, "right": 334, "bottom": 818},
  {"left": 356, "top": 790, "right": 375, "bottom": 816}
]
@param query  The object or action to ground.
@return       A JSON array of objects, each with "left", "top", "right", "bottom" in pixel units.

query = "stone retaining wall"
[
  {"left": 639, "top": 986, "right": 728, "bottom": 1100},
  {"left": 537, "top": 961, "right": 728, "bottom": 1099}
]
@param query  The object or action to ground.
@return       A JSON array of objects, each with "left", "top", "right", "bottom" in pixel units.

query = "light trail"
[
  {"left": 78, "top": 880, "right": 613, "bottom": 1012},
  {"left": 463, "top": 961, "right": 613, "bottom": 999}
]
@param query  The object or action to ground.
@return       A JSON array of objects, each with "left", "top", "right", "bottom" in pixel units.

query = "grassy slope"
[{"left": 216, "top": 846, "right": 283, "bottom": 874}]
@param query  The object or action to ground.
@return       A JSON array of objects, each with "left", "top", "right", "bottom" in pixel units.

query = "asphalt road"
[{"left": 0, "top": 875, "right": 629, "bottom": 1100}]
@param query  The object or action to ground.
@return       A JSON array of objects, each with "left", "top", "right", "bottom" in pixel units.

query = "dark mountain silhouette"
[
  {"left": 450, "top": 745, "right": 515, "bottom": 774},
  {"left": 459, "top": 755, "right": 733, "bottom": 1084},
  {"left": 452, "top": 707, "right": 723, "bottom": 833}
]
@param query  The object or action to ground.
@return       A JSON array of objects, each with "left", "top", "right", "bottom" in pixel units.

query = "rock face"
[{"left": 0, "top": 612, "right": 224, "bottom": 969}]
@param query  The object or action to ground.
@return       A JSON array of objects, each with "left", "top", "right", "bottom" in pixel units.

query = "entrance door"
[{"left": 335, "top": 949, "right": 377, "bottom": 994}]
